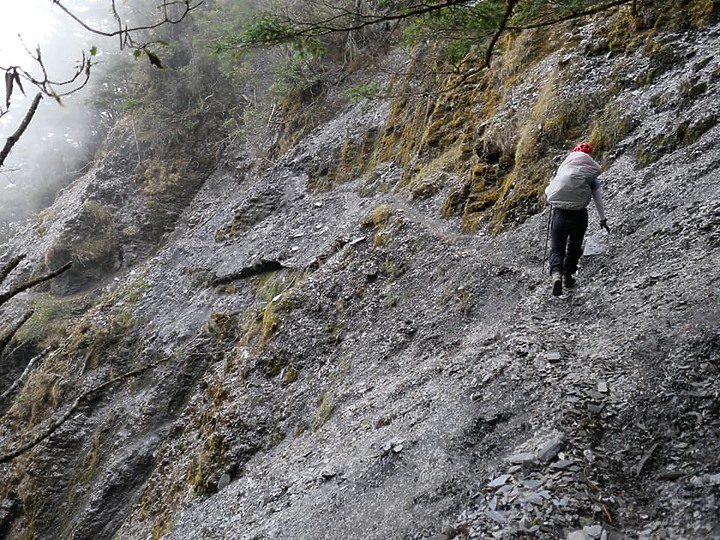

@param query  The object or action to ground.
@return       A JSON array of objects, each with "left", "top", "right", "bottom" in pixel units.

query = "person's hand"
[{"left": 600, "top": 219, "right": 610, "bottom": 232}]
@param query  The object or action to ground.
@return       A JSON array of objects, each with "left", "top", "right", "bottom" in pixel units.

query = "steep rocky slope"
[{"left": 0, "top": 10, "right": 719, "bottom": 540}]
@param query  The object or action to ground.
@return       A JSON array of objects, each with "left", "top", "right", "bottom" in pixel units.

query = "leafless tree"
[
  {"left": 0, "top": 0, "right": 202, "bottom": 463},
  {"left": 1, "top": 0, "right": 203, "bottom": 165}
]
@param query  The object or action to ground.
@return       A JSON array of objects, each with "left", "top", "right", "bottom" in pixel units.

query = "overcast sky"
[
  {"left": 0, "top": 1, "right": 110, "bottom": 220},
  {"left": 0, "top": 0, "right": 59, "bottom": 69},
  {"left": 0, "top": 0, "right": 117, "bottom": 130}
]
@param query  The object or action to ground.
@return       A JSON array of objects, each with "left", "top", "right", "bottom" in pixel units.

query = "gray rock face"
[{"left": 1, "top": 13, "right": 719, "bottom": 540}]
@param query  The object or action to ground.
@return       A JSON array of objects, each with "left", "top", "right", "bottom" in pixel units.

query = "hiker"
[{"left": 544, "top": 142, "right": 609, "bottom": 296}]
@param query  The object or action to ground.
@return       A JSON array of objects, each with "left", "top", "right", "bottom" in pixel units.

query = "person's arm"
[
  {"left": 591, "top": 187, "right": 606, "bottom": 221},
  {"left": 590, "top": 177, "right": 609, "bottom": 231}
]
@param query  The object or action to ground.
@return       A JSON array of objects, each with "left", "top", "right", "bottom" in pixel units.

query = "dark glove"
[{"left": 600, "top": 219, "right": 610, "bottom": 232}]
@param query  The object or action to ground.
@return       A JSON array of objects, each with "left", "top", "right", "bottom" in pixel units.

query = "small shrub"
[
  {"left": 253, "top": 269, "right": 306, "bottom": 302},
  {"left": 361, "top": 204, "right": 395, "bottom": 228},
  {"left": 409, "top": 175, "right": 443, "bottom": 200},
  {"left": 37, "top": 208, "right": 58, "bottom": 237},
  {"left": 139, "top": 157, "right": 193, "bottom": 202},
  {"left": 121, "top": 97, "right": 145, "bottom": 111},
  {"left": 109, "top": 309, "right": 137, "bottom": 333},
  {"left": 635, "top": 148, "right": 654, "bottom": 168},
  {"left": 282, "top": 365, "right": 300, "bottom": 384},
  {"left": 83, "top": 200, "right": 112, "bottom": 224},
  {"left": 239, "top": 307, "right": 263, "bottom": 347},
  {"left": 325, "top": 320, "right": 344, "bottom": 343},
  {"left": 679, "top": 115, "right": 717, "bottom": 144},
  {"left": 124, "top": 274, "right": 151, "bottom": 304},
  {"left": 380, "top": 257, "right": 406, "bottom": 279},
  {"left": 679, "top": 79, "right": 708, "bottom": 108},
  {"left": 604, "top": 8, "right": 641, "bottom": 54},
  {"left": 186, "top": 433, "right": 228, "bottom": 495},
  {"left": 540, "top": 92, "right": 604, "bottom": 148},
  {"left": 373, "top": 231, "right": 388, "bottom": 247},
  {"left": 15, "top": 295, "right": 91, "bottom": 346},
  {"left": 293, "top": 422, "right": 307, "bottom": 438},
  {"left": 258, "top": 354, "right": 289, "bottom": 378}
]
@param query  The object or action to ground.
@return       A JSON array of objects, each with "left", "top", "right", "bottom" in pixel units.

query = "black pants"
[{"left": 549, "top": 208, "right": 588, "bottom": 276}]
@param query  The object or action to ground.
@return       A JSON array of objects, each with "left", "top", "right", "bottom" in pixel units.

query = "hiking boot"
[
  {"left": 563, "top": 274, "right": 576, "bottom": 288},
  {"left": 551, "top": 272, "right": 562, "bottom": 296}
]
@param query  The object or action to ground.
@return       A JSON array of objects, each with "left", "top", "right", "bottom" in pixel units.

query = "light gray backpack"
[{"left": 545, "top": 152, "right": 602, "bottom": 210}]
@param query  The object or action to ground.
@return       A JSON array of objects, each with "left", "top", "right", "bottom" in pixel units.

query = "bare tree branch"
[
  {"left": 0, "top": 93, "right": 42, "bottom": 169},
  {"left": 0, "top": 261, "right": 73, "bottom": 307},
  {"left": 0, "top": 346, "right": 52, "bottom": 403},
  {"left": 228, "top": 0, "right": 638, "bottom": 52},
  {"left": 0, "top": 355, "right": 169, "bottom": 464},
  {"left": 484, "top": 0, "right": 518, "bottom": 68},
  {"left": 20, "top": 44, "right": 92, "bottom": 99},
  {"left": 0, "top": 310, "right": 33, "bottom": 357},
  {"left": 225, "top": 0, "right": 478, "bottom": 48},
  {"left": 1, "top": 40, "right": 93, "bottom": 119},
  {"left": 0, "top": 255, "right": 27, "bottom": 287},
  {"left": 50, "top": 0, "right": 203, "bottom": 49},
  {"left": 0, "top": 0, "right": 202, "bottom": 122},
  {"left": 211, "top": 259, "right": 286, "bottom": 287},
  {"left": 0, "top": 395, "right": 83, "bottom": 464}
]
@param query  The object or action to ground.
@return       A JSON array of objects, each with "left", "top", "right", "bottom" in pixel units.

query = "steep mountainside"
[{"left": 0, "top": 8, "right": 719, "bottom": 540}]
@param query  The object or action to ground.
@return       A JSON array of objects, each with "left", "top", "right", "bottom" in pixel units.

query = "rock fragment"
[
  {"left": 217, "top": 473, "right": 231, "bottom": 491},
  {"left": 487, "top": 474, "right": 512, "bottom": 488},
  {"left": 538, "top": 435, "right": 564, "bottom": 462},
  {"left": 583, "top": 524, "right": 604, "bottom": 538},
  {"left": 381, "top": 436, "right": 405, "bottom": 454},
  {"left": 507, "top": 452, "right": 535, "bottom": 464}
]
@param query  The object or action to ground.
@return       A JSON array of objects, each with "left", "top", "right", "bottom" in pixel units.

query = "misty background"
[{"left": 0, "top": 0, "right": 166, "bottom": 241}]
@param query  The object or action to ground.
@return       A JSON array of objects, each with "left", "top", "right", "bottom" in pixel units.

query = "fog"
[{"left": 0, "top": 0, "right": 161, "bottom": 234}]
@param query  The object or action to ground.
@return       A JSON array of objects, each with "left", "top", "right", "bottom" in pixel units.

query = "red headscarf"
[{"left": 573, "top": 142, "right": 593, "bottom": 154}]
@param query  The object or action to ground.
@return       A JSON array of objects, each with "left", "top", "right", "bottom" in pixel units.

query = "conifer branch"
[{"left": 508, "top": 0, "right": 634, "bottom": 30}]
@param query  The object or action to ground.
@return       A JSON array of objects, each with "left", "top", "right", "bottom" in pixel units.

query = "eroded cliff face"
[{"left": 0, "top": 9, "right": 719, "bottom": 540}]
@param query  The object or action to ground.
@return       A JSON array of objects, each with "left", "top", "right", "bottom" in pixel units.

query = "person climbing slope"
[{"left": 544, "top": 142, "right": 609, "bottom": 296}]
